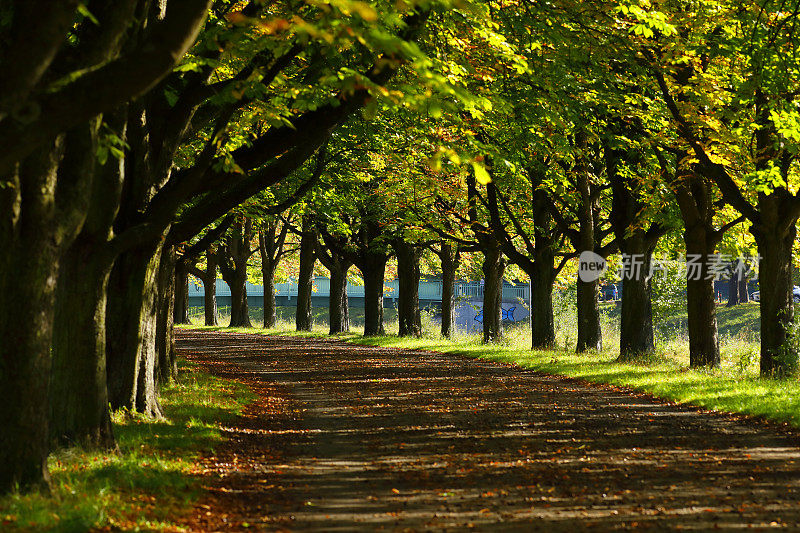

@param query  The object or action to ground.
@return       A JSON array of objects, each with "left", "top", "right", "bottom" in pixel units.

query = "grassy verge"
[{"left": 0, "top": 359, "right": 254, "bottom": 532}]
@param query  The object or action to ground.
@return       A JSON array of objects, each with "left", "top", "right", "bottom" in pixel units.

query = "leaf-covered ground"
[{"left": 176, "top": 330, "right": 800, "bottom": 531}]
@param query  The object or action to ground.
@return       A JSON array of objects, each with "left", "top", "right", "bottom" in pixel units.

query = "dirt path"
[{"left": 175, "top": 330, "right": 800, "bottom": 531}]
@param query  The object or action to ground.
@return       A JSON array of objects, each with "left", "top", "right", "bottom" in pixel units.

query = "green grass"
[
  {"left": 0, "top": 359, "right": 254, "bottom": 532},
  {"left": 182, "top": 300, "right": 800, "bottom": 430}
]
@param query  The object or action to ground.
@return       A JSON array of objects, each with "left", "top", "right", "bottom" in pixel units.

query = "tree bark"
[
  {"left": 50, "top": 238, "right": 116, "bottom": 449},
  {"left": 49, "top": 114, "right": 123, "bottom": 450},
  {"left": 226, "top": 271, "right": 252, "bottom": 328},
  {"left": 753, "top": 216, "right": 798, "bottom": 376},
  {"left": 258, "top": 222, "right": 287, "bottom": 329},
  {"left": 203, "top": 249, "right": 219, "bottom": 326},
  {"left": 727, "top": 261, "right": 742, "bottom": 306},
  {"left": 328, "top": 259, "right": 352, "bottom": 334},
  {"left": 684, "top": 226, "right": 720, "bottom": 367},
  {"left": 262, "top": 263, "right": 277, "bottom": 328},
  {"left": 173, "top": 260, "right": 190, "bottom": 324},
  {"left": 394, "top": 239, "right": 422, "bottom": 337},
  {"left": 438, "top": 242, "right": 460, "bottom": 338},
  {"left": 219, "top": 219, "right": 253, "bottom": 328},
  {"left": 0, "top": 140, "right": 67, "bottom": 492},
  {"left": 361, "top": 255, "right": 388, "bottom": 336},
  {"left": 155, "top": 246, "right": 177, "bottom": 384},
  {"left": 618, "top": 246, "right": 656, "bottom": 360},
  {"left": 531, "top": 249, "right": 556, "bottom": 349},
  {"left": 609, "top": 142, "right": 664, "bottom": 361},
  {"left": 482, "top": 246, "right": 505, "bottom": 343},
  {"left": 106, "top": 241, "right": 165, "bottom": 418},
  {"left": 575, "top": 152, "right": 602, "bottom": 352},
  {"left": 739, "top": 276, "right": 750, "bottom": 303},
  {"left": 295, "top": 217, "right": 316, "bottom": 331},
  {"left": 487, "top": 178, "right": 561, "bottom": 350}
]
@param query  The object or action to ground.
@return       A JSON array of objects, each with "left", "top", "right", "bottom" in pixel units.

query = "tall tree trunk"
[
  {"left": 50, "top": 121, "right": 122, "bottom": 450},
  {"left": 739, "top": 276, "right": 750, "bottom": 303},
  {"left": 609, "top": 142, "right": 664, "bottom": 361},
  {"left": 618, "top": 245, "right": 656, "bottom": 360},
  {"left": 439, "top": 243, "right": 459, "bottom": 338},
  {"left": 173, "top": 261, "right": 190, "bottom": 324},
  {"left": 727, "top": 260, "right": 741, "bottom": 306},
  {"left": 258, "top": 222, "right": 287, "bottom": 329},
  {"left": 203, "top": 248, "right": 218, "bottom": 326},
  {"left": 394, "top": 239, "right": 422, "bottom": 337},
  {"left": 155, "top": 246, "right": 177, "bottom": 384},
  {"left": 328, "top": 259, "right": 351, "bottom": 334},
  {"left": 50, "top": 240, "right": 116, "bottom": 449},
  {"left": 106, "top": 241, "right": 165, "bottom": 418},
  {"left": 753, "top": 217, "right": 797, "bottom": 376},
  {"left": 482, "top": 246, "right": 505, "bottom": 343},
  {"left": 220, "top": 219, "right": 253, "bottom": 328},
  {"left": 576, "top": 277, "right": 601, "bottom": 352},
  {"left": 361, "top": 255, "right": 387, "bottom": 336},
  {"left": 576, "top": 158, "right": 602, "bottom": 352},
  {"left": 531, "top": 249, "right": 556, "bottom": 349},
  {"left": 262, "top": 263, "right": 276, "bottom": 328},
  {"left": 684, "top": 226, "right": 720, "bottom": 367},
  {"left": 0, "top": 141, "right": 67, "bottom": 492},
  {"left": 295, "top": 218, "right": 316, "bottom": 331},
  {"left": 227, "top": 271, "right": 252, "bottom": 327}
]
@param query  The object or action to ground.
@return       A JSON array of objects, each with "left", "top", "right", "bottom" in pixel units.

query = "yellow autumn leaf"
[{"left": 472, "top": 161, "right": 491, "bottom": 184}]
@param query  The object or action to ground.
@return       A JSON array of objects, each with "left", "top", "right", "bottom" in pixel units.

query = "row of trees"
[
  {"left": 0, "top": 0, "right": 448, "bottom": 492},
  {"left": 2, "top": 0, "right": 800, "bottom": 496}
]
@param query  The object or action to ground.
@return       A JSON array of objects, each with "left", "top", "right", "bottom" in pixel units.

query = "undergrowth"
[{"left": 0, "top": 360, "right": 253, "bottom": 532}]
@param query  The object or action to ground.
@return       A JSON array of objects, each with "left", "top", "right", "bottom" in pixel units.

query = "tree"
[
  {"left": 642, "top": 2, "right": 800, "bottom": 375},
  {"left": 295, "top": 214, "right": 317, "bottom": 332},
  {"left": 258, "top": 218, "right": 290, "bottom": 329},
  {"left": 0, "top": 0, "right": 211, "bottom": 492},
  {"left": 218, "top": 218, "right": 256, "bottom": 328}
]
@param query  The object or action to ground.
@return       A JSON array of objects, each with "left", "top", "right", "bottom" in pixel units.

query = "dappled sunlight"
[{"left": 176, "top": 330, "right": 800, "bottom": 530}]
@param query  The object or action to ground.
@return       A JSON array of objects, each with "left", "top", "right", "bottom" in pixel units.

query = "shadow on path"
[{"left": 176, "top": 330, "right": 800, "bottom": 531}]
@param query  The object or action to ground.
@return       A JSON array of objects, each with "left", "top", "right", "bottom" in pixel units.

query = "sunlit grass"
[{"left": 0, "top": 360, "right": 253, "bottom": 532}]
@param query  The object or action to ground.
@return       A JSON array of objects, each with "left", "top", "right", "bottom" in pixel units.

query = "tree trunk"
[
  {"left": 155, "top": 246, "right": 177, "bottom": 384},
  {"left": 203, "top": 249, "right": 218, "bottom": 326},
  {"left": 575, "top": 155, "right": 602, "bottom": 352},
  {"left": 106, "top": 242, "right": 164, "bottom": 418},
  {"left": 394, "top": 240, "right": 422, "bottom": 337},
  {"left": 227, "top": 271, "right": 252, "bottom": 327},
  {"left": 173, "top": 261, "right": 190, "bottom": 324},
  {"left": 328, "top": 260, "right": 351, "bottom": 334},
  {"left": 618, "top": 248, "right": 656, "bottom": 360},
  {"left": 682, "top": 225, "right": 721, "bottom": 367},
  {"left": 439, "top": 243, "right": 459, "bottom": 338},
  {"left": 0, "top": 142, "right": 66, "bottom": 492},
  {"left": 609, "top": 142, "right": 662, "bottom": 361},
  {"left": 531, "top": 250, "right": 556, "bottom": 349},
  {"left": 754, "top": 219, "right": 797, "bottom": 376},
  {"left": 739, "top": 276, "right": 750, "bottom": 303},
  {"left": 295, "top": 219, "right": 316, "bottom": 331},
  {"left": 482, "top": 246, "right": 505, "bottom": 343},
  {"left": 49, "top": 119, "right": 122, "bottom": 451},
  {"left": 576, "top": 277, "right": 602, "bottom": 352},
  {"left": 262, "top": 264, "right": 276, "bottom": 328},
  {"left": 220, "top": 219, "right": 253, "bottom": 328},
  {"left": 727, "top": 261, "right": 741, "bottom": 307},
  {"left": 50, "top": 241, "right": 116, "bottom": 449},
  {"left": 361, "top": 256, "right": 388, "bottom": 336},
  {"left": 258, "top": 222, "right": 287, "bottom": 329}
]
